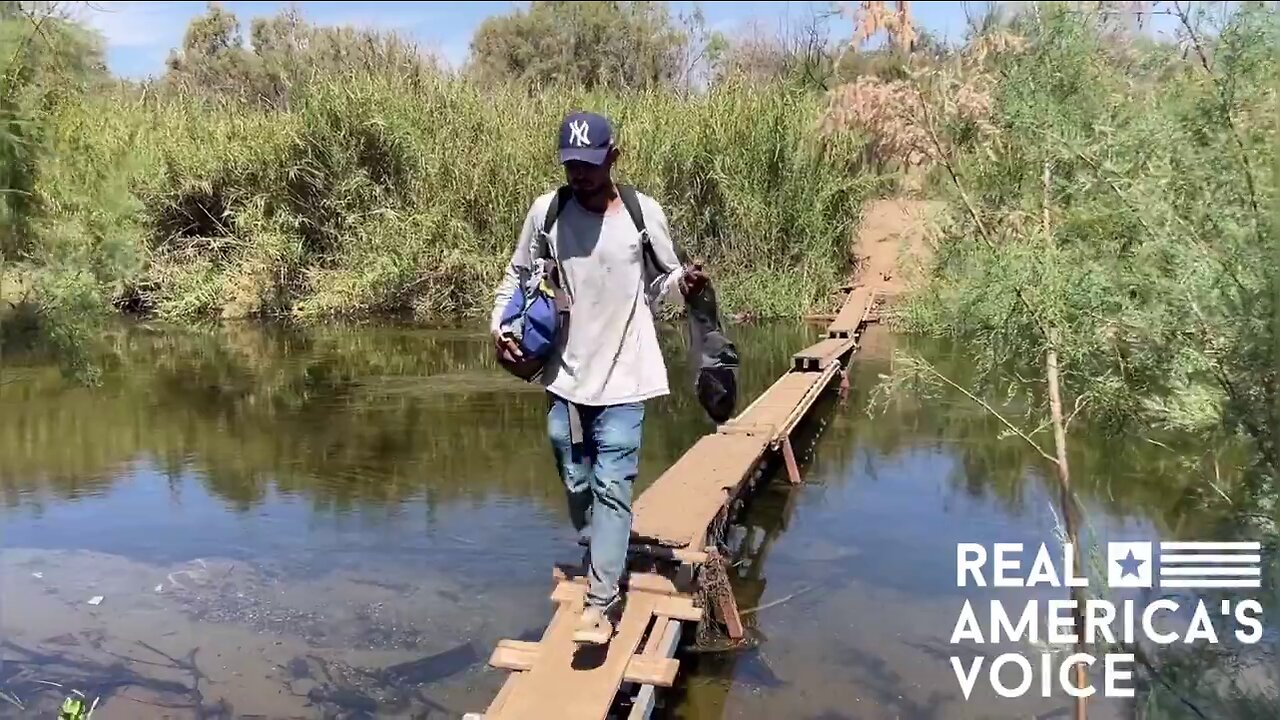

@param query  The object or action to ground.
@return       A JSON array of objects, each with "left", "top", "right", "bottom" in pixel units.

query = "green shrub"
[{"left": 44, "top": 74, "right": 877, "bottom": 324}]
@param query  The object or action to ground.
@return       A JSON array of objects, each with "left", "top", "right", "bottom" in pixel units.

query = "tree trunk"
[
  {"left": 1048, "top": 342, "right": 1089, "bottom": 720},
  {"left": 1044, "top": 159, "right": 1087, "bottom": 720}
]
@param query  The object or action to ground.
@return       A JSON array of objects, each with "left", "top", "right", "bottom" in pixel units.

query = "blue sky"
[
  {"left": 74, "top": 1, "right": 998, "bottom": 79},
  {"left": 72, "top": 1, "right": 1192, "bottom": 79}
]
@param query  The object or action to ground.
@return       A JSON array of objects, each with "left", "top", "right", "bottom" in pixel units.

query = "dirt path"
[{"left": 847, "top": 197, "right": 938, "bottom": 300}]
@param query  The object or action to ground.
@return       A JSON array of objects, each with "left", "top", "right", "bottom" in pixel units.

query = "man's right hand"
[{"left": 494, "top": 330, "right": 524, "bottom": 363}]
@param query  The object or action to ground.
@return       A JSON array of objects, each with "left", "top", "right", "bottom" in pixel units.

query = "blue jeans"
[{"left": 547, "top": 394, "right": 644, "bottom": 610}]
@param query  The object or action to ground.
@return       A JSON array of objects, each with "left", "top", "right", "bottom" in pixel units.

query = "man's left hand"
[{"left": 679, "top": 263, "right": 709, "bottom": 297}]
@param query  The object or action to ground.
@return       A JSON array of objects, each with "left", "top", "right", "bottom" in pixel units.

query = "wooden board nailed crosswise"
[{"left": 485, "top": 585, "right": 690, "bottom": 720}]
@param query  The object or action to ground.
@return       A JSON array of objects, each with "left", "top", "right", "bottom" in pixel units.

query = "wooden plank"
[
  {"left": 549, "top": 585, "right": 698, "bottom": 622},
  {"left": 715, "top": 583, "right": 745, "bottom": 640},
  {"left": 719, "top": 373, "right": 824, "bottom": 437},
  {"left": 719, "top": 362, "right": 822, "bottom": 429},
  {"left": 655, "top": 618, "right": 682, "bottom": 655},
  {"left": 773, "top": 361, "right": 844, "bottom": 444},
  {"left": 653, "top": 595, "right": 702, "bottom": 622},
  {"left": 490, "top": 639, "right": 678, "bottom": 687},
  {"left": 827, "top": 287, "right": 874, "bottom": 338},
  {"left": 551, "top": 580, "right": 584, "bottom": 605},
  {"left": 792, "top": 337, "right": 856, "bottom": 371},
  {"left": 489, "top": 591, "right": 662, "bottom": 720},
  {"left": 782, "top": 436, "right": 802, "bottom": 485},
  {"left": 626, "top": 657, "right": 678, "bottom": 687},
  {"left": 641, "top": 618, "right": 673, "bottom": 656},
  {"left": 552, "top": 569, "right": 683, "bottom": 596},
  {"left": 721, "top": 369, "right": 789, "bottom": 425},
  {"left": 483, "top": 596, "right": 581, "bottom": 716},
  {"left": 630, "top": 433, "right": 769, "bottom": 548},
  {"left": 466, "top": 671, "right": 526, "bottom": 720},
  {"left": 490, "top": 640, "right": 541, "bottom": 670},
  {"left": 627, "top": 621, "right": 682, "bottom": 720},
  {"left": 719, "top": 366, "right": 839, "bottom": 448},
  {"left": 716, "top": 424, "right": 772, "bottom": 436}
]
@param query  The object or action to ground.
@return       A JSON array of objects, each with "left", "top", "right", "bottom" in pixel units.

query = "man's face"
[{"left": 563, "top": 150, "right": 615, "bottom": 197}]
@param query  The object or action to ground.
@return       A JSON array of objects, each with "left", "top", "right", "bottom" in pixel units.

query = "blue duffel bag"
[{"left": 496, "top": 187, "right": 575, "bottom": 381}]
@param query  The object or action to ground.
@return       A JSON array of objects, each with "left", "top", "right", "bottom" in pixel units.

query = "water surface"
[{"left": 0, "top": 320, "right": 1268, "bottom": 718}]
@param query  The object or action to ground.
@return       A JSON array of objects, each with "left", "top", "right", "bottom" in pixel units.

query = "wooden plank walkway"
[
  {"left": 827, "top": 287, "right": 876, "bottom": 338},
  {"left": 793, "top": 336, "right": 857, "bottom": 370},
  {"left": 630, "top": 432, "right": 769, "bottom": 549},
  {"left": 465, "top": 283, "right": 881, "bottom": 720}
]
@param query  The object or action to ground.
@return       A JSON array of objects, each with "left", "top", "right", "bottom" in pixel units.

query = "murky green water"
[{"left": 0, "top": 320, "right": 1272, "bottom": 718}]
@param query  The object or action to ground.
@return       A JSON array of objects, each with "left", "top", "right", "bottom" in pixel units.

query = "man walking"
[{"left": 490, "top": 111, "right": 706, "bottom": 645}]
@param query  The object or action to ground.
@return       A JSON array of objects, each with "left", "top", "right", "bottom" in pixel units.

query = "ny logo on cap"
[{"left": 568, "top": 120, "right": 591, "bottom": 147}]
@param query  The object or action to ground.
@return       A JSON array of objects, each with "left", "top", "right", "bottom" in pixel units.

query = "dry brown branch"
[{"left": 848, "top": 1, "right": 916, "bottom": 52}]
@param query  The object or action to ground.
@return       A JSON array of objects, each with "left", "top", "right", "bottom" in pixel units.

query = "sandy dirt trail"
[{"left": 846, "top": 197, "right": 938, "bottom": 301}]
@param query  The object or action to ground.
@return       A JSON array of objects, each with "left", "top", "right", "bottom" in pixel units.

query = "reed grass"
[{"left": 41, "top": 74, "right": 880, "bottom": 326}]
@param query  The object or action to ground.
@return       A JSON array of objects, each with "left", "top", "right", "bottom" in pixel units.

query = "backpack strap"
[
  {"left": 617, "top": 183, "right": 688, "bottom": 273},
  {"left": 616, "top": 183, "right": 648, "bottom": 237},
  {"left": 538, "top": 185, "right": 575, "bottom": 261}
]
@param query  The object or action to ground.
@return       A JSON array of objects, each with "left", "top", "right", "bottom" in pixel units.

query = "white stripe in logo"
[{"left": 1158, "top": 541, "right": 1261, "bottom": 588}]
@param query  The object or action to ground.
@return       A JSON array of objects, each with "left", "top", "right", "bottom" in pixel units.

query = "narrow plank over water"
[
  {"left": 793, "top": 336, "right": 857, "bottom": 370},
  {"left": 718, "top": 372, "right": 826, "bottom": 437},
  {"left": 827, "top": 287, "right": 874, "bottom": 338},
  {"left": 630, "top": 433, "right": 769, "bottom": 548}
]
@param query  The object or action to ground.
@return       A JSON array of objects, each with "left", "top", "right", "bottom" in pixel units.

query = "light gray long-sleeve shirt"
[{"left": 490, "top": 189, "right": 686, "bottom": 407}]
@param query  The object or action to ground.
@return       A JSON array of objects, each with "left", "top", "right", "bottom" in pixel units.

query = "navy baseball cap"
[{"left": 558, "top": 111, "right": 614, "bottom": 165}]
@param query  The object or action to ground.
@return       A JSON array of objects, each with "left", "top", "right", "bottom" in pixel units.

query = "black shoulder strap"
[
  {"left": 543, "top": 185, "right": 574, "bottom": 235},
  {"left": 539, "top": 185, "right": 575, "bottom": 260},
  {"left": 542, "top": 184, "right": 687, "bottom": 274},
  {"left": 616, "top": 184, "right": 686, "bottom": 274},
  {"left": 616, "top": 184, "right": 647, "bottom": 236}
]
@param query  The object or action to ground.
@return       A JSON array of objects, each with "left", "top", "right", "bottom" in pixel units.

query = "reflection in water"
[
  {"left": 1, "top": 320, "right": 809, "bottom": 520},
  {"left": 0, "top": 321, "right": 1269, "bottom": 718}
]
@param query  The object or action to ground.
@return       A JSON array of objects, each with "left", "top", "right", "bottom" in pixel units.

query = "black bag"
[{"left": 684, "top": 280, "right": 739, "bottom": 424}]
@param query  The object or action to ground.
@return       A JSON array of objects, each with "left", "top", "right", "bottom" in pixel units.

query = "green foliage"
[
  {"left": 870, "top": 6, "right": 1278, "bottom": 713},
  {"left": 467, "top": 1, "right": 688, "bottom": 91},
  {"left": 2, "top": 3, "right": 884, "bottom": 381},
  {"left": 1, "top": 7, "right": 106, "bottom": 252},
  {"left": 1, "top": 6, "right": 122, "bottom": 382},
  {"left": 57, "top": 694, "right": 94, "bottom": 719},
  {"left": 37, "top": 72, "right": 874, "bottom": 326},
  {"left": 895, "top": 4, "right": 1277, "bottom": 448},
  {"left": 162, "top": 3, "right": 438, "bottom": 107}
]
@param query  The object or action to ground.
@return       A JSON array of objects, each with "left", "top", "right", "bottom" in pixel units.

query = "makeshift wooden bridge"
[{"left": 464, "top": 286, "right": 882, "bottom": 720}]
